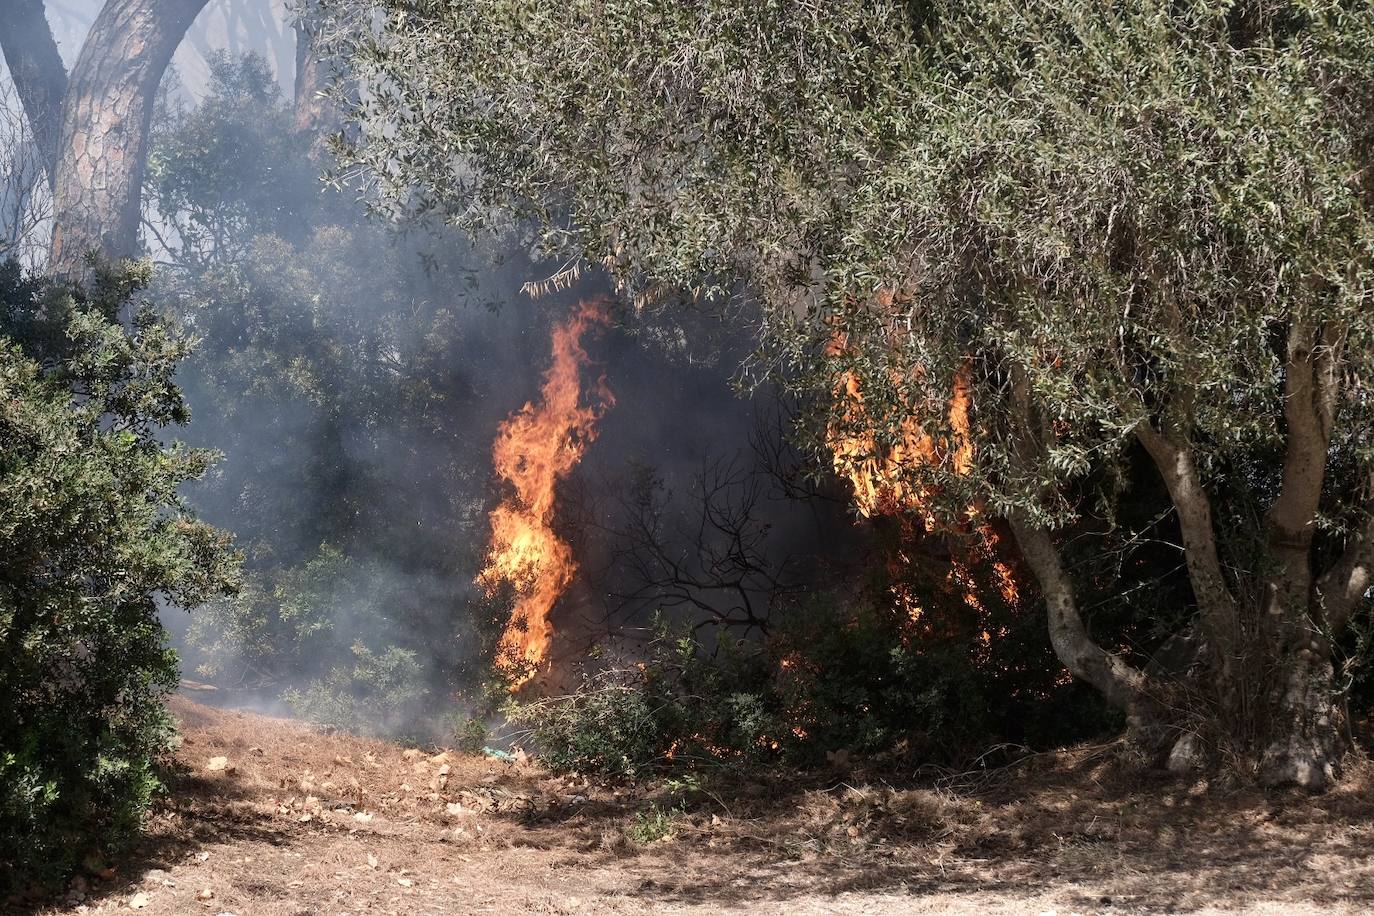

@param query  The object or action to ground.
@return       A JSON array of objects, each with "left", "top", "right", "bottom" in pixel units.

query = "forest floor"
[{"left": 17, "top": 696, "right": 1374, "bottom": 915}]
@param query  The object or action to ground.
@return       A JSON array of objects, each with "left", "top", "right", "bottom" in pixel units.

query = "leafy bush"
[
  {"left": 507, "top": 583, "right": 1110, "bottom": 780},
  {"left": 626, "top": 803, "right": 683, "bottom": 844},
  {"left": 0, "top": 260, "right": 237, "bottom": 891},
  {"left": 282, "top": 643, "right": 429, "bottom": 737}
]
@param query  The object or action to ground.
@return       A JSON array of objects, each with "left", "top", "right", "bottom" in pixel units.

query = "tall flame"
[{"left": 477, "top": 302, "right": 613, "bottom": 688}]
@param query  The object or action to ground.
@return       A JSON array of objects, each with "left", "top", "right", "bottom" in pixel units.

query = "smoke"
[{"left": 23, "top": 20, "right": 867, "bottom": 737}]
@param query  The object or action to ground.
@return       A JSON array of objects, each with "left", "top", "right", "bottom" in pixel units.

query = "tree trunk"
[
  {"left": 1260, "top": 641, "right": 1343, "bottom": 789},
  {"left": 0, "top": 0, "right": 68, "bottom": 188},
  {"left": 48, "top": 0, "right": 209, "bottom": 276},
  {"left": 1008, "top": 515, "right": 1162, "bottom": 742},
  {"left": 293, "top": 21, "right": 335, "bottom": 139}
]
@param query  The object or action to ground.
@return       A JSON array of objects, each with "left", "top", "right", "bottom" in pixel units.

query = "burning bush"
[
  {"left": 504, "top": 585, "right": 1108, "bottom": 779},
  {"left": 0, "top": 261, "right": 237, "bottom": 891}
]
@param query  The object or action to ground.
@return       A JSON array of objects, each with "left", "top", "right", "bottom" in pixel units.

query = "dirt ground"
[{"left": 14, "top": 696, "right": 1374, "bottom": 915}]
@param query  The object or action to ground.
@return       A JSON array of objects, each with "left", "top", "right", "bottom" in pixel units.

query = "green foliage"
[
  {"left": 320, "top": 0, "right": 1374, "bottom": 531},
  {"left": 147, "top": 53, "right": 521, "bottom": 731},
  {"left": 148, "top": 52, "right": 323, "bottom": 271},
  {"left": 0, "top": 259, "right": 237, "bottom": 890},
  {"left": 507, "top": 593, "right": 1103, "bottom": 779},
  {"left": 282, "top": 643, "right": 429, "bottom": 737},
  {"left": 626, "top": 803, "right": 684, "bottom": 844},
  {"left": 446, "top": 713, "right": 490, "bottom": 753},
  {"left": 319, "top": 0, "right": 1374, "bottom": 743}
]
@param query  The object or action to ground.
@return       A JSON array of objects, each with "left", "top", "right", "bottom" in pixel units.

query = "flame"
[
  {"left": 477, "top": 302, "right": 613, "bottom": 688},
  {"left": 825, "top": 321, "right": 1021, "bottom": 619},
  {"left": 825, "top": 336, "right": 973, "bottom": 524}
]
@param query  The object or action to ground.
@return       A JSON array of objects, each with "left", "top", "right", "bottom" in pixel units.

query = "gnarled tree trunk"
[{"left": 1007, "top": 322, "right": 1364, "bottom": 789}]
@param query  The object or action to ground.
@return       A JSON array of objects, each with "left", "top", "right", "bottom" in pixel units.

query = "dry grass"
[{"left": 12, "top": 697, "right": 1374, "bottom": 915}]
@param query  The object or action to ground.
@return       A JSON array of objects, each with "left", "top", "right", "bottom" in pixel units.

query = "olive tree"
[{"left": 317, "top": 0, "right": 1374, "bottom": 787}]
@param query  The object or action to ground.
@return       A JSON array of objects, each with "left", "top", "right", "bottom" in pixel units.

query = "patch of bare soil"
[{"left": 14, "top": 697, "right": 1374, "bottom": 915}]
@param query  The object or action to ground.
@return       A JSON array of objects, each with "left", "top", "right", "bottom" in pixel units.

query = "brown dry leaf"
[{"left": 401, "top": 749, "right": 423, "bottom": 761}]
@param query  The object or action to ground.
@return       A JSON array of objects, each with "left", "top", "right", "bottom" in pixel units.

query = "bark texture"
[
  {"left": 0, "top": 0, "right": 68, "bottom": 186},
  {"left": 1009, "top": 516, "right": 1150, "bottom": 720},
  {"left": 48, "top": 0, "right": 209, "bottom": 276}
]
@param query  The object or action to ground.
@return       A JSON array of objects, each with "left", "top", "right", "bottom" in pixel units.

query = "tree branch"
[
  {"left": 1317, "top": 471, "right": 1374, "bottom": 634},
  {"left": 1267, "top": 321, "right": 1343, "bottom": 546},
  {"left": 1009, "top": 515, "right": 1149, "bottom": 714},
  {"left": 1006, "top": 366, "right": 1149, "bottom": 716},
  {"left": 0, "top": 0, "right": 68, "bottom": 188},
  {"left": 1134, "top": 423, "right": 1242, "bottom": 665}
]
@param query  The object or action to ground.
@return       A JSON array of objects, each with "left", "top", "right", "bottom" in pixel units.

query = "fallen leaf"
[{"left": 129, "top": 892, "right": 150, "bottom": 909}]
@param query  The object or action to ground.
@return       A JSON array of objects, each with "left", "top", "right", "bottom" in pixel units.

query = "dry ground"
[{"left": 14, "top": 696, "right": 1374, "bottom": 915}]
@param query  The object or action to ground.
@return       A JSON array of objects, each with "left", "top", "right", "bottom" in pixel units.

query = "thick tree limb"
[
  {"left": 1318, "top": 471, "right": 1374, "bottom": 634},
  {"left": 1135, "top": 424, "right": 1242, "bottom": 665},
  {"left": 1006, "top": 367, "right": 1149, "bottom": 716},
  {"left": 292, "top": 21, "right": 335, "bottom": 137},
  {"left": 1267, "top": 322, "right": 1343, "bottom": 547},
  {"left": 1009, "top": 515, "right": 1149, "bottom": 714},
  {"left": 48, "top": 0, "right": 209, "bottom": 275},
  {"left": 0, "top": 0, "right": 68, "bottom": 188}
]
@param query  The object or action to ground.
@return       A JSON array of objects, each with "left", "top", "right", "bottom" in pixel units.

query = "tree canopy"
[{"left": 319, "top": 0, "right": 1374, "bottom": 785}]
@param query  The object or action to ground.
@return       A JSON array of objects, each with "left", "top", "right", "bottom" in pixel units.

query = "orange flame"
[
  {"left": 825, "top": 333, "right": 973, "bottom": 524},
  {"left": 825, "top": 323, "right": 1020, "bottom": 618},
  {"left": 477, "top": 302, "right": 613, "bottom": 688}
]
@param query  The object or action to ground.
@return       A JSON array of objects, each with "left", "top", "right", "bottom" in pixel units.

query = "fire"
[
  {"left": 825, "top": 339, "right": 973, "bottom": 524},
  {"left": 825, "top": 319, "right": 1021, "bottom": 621},
  {"left": 477, "top": 302, "right": 613, "bottom": 688}
]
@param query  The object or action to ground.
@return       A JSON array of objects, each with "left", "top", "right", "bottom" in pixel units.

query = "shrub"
[
  {"left": 506, "top": 588, "right": 1108, "bottom": 779},
  {"left": 0, "top": 260, "right": 237, "bottom": 891},
  {"left": 283, "top": 643, "right": 429, "bottom": 737}
]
